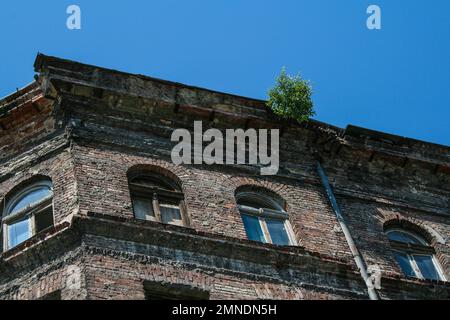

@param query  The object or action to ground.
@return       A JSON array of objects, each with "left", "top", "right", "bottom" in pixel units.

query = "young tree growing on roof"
[{"left": 267, "top": 68, "right": 315, "bottom": 123}]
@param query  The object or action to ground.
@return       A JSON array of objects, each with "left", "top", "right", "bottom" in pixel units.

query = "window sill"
[
  {"left": 382, "top": 273, "right": 449, "bottom": 287},
  {"left": 402, "top": 275, "right": 448, "bottom": 285},
  {"left": 81, "top": 211, "right": 351, "bottom": 267},
  {"left": 1, "top": 222, "right": 70, "bottom": 260}
]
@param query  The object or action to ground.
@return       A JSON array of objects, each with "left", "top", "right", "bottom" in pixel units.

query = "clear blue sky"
[{"left": 1, "top": 1, "right": 449, "bottom": 145}]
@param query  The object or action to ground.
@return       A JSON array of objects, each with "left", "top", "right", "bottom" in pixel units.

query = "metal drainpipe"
[{"left": 316, "top": 161, "right": 379, "bottom": 300}]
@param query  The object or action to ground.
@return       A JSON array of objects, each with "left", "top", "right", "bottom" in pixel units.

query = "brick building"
[{"left": 0, "top": 54, "right": 448, "bottom": 300}]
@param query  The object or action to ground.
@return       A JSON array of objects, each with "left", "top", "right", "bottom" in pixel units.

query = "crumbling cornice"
[{"left": 2, "top": 54, "right": 449, "bottom": 178}]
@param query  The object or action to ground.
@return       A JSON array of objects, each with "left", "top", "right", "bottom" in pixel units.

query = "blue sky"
[{"left": 1, "top": 1, "right": 449, "bottom": 145}]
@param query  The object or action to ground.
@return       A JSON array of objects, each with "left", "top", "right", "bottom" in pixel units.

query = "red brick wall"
[{"left": 72, "top": 143, "right": 353, "bottom": 263}]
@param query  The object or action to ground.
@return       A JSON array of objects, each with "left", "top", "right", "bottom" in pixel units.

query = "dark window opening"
[
  {"left": 39, "top": 290, "right": 62, "bottom": 300},
  {"left": 144, "top": 282, "right": 209, "bottom": 300},
  {"left": 35, "top": 207, "right": 54, "bottom": 234}
]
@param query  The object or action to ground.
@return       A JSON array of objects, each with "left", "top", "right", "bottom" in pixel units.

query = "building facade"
[{"left": 0, "top": 54, "right": 448, "bottom": 300}]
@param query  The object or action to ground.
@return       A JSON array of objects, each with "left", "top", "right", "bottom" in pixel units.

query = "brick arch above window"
[
  {"left": 383, "top": 218, "right": 446, "bottom": 246},
  {"left": 123, "top": 160, "right": 191, "bottom": 187},
  {"left": 218, "top": 176, "right": 292, "bottom": 210},
  {"left": 235, "top": 185, "right": 287, "bottom": 211},
  {"left": 127, "top": 164, "right": 183, "bottom": 191}
]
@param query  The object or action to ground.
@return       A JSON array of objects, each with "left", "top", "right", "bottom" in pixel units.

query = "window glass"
[
  {"left": 237, "top": 195, "right": 282, "bottom": 211},
  {"left": 241, "top": 214, "right": 266, "bottom": 243},
  {"left": 237, "top": 192, "right": 294, "bottom": 246},
  {"left": 413, "top": 255, "right": 441, "bottom": 281},
  {"left": 129, "top": 173, "right": 185, "bottom": 226},
  {"left": 8, "top": 218, "right": 30, "bottom": 249},
  {"left": 266, "top": 218, "right": 290, "bottom": 246},
  {"left": 160, "top": 204, "right": 182, "bottom": 226},
  {"left": 9, "top": 187, "right": 52, "bottom": 215},
  {"left": 132, "top": 197, "right": 155, "bottom": 221},
  {"left": 387, "top": 230, "right": 424, "bottom": 245},
  {"left": 239, "top": 199, "right": 267, "bottom": 210},
  {"left": 387, "top": 228, "right": 444, "bottom": 281},
  {"left": 393, "top": 251, "right": 416, "bottom": 278},
  {"left": 132, "top": 177, "right": 175, "bottom": 192}
]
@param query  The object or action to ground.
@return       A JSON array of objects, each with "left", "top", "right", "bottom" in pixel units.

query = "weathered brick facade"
[{"left": 0, "top": 54, "right": 448, "bottom": 300}]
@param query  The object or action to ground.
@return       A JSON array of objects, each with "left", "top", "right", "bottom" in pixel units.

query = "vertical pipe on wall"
[{"left": 317, "top": 161, "right": 379, "bottom": 300}]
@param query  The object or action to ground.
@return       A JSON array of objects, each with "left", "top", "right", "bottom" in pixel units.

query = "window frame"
[
  {"left": 2, "top": 181, "right": 54, "bottom": 251},
  {"left": 237, "top": 192, "right": 297, "bottom": 246},
  {"left": 129, "top": 175, "right": 189, "bottom": 227},
  {"left": 387, "top": 229, "right": 446, "bottom": 281}
]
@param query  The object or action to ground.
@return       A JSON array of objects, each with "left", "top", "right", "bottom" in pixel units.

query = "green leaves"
[{"left": 267, "top": 68, "right": 315, "bottom": 123}]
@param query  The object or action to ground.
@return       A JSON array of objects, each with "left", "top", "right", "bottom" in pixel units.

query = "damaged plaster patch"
[{"left": 65, "top": 265, "right": 82, "bottom": 290}]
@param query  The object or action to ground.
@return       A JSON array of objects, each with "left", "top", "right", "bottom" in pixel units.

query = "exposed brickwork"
[
  {"left": 0, "top": 54, "right": 448, "bottom": 300},
  {"left": 0, "top": 84, "right": 54, "bottom": 162}
]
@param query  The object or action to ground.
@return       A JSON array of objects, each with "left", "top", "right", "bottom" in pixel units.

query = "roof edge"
[
  {"left": 1, "top": 53, "right": 447, "bottom": 152},
  {"left": 34, "top": 53, "right": 267, "bottom": 104},
  {"left": 0, "top": 81, "right": 42, "bottom": 117},
  {"left": 345, "top": 125, "right": 450, "bottom": 152},
  {"left": 0, "top": 81, "right": 39, "bottom": 107}
]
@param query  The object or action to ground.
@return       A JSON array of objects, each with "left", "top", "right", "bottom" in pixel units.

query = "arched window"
[
  {"left": 129, "top": 173, "right": 188, "bottom": 227},
  {"left": 236, "top": 191, "right": 296, "bottom": 246},
  {"left": 2, "top": 180, "right": 54, "bottom": 250},
  {"left": 386, "top": 228, "right": 446, "bottom": 281}
]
